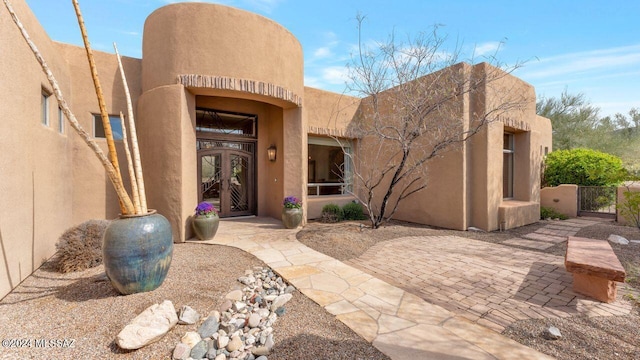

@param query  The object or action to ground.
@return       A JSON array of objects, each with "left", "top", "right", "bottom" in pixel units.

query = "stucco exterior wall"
[
  {"left": 541, "top": 185, "right": 579, "bottom": 218},
  {"left": 55, "top": 44, "right": 143, "bottom": 224},
  {"left": 142, "top": 3, "right": 303, "bottom": 106},
  {"left": 0, "top": 1, "right": 74, "bottom": 299}
]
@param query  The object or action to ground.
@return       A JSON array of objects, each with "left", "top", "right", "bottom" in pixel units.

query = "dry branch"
[
  {"left": 71, "top": 0, "right": 127, "bottom": 214},
  {"left": 119, "top": 112, "right": 141, "bottom": 214},
  {"left": 114, "top": 43, "right": 147, "bottom": 214}
]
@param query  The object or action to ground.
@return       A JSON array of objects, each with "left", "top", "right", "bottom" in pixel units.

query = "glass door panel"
[{"left": 201, "top": 154, "right": 221, "bottom": 211}]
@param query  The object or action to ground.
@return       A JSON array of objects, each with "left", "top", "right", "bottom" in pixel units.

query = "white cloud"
[
  {"left": 322, "top": 66, "right": 349, "bottom": 85},
  {"left": 314, "top": 47, "right": 332, "bottom": 58},
  {"left": 473, "top": 41, "right": 502, "bottom": 56}
]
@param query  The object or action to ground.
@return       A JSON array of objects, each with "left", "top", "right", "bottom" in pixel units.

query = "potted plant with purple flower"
[
  {"left": 282, "top": 196, "right": 303, "bottom": 229},
  {"left": 192, "top": 202, "right": 219, "bottom": 240}
]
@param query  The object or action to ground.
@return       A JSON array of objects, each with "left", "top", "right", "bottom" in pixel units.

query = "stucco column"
[
  {"left": 137, "top": 84, "right": 196, "bottom": 242},
  {"left": 282, "top": 107, "right": 307, "bottom": 221}
]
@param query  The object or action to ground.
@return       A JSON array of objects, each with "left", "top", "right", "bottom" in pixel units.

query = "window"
[
  {"left": 58, "top": 107, "right": 64, "bottom": 134},
  {"left": 41, "top": 90, "right": 50, "bottom": 126},
  {"left": 503, "top": 132, "right": 514, "bottom": 199},
  {"left": 307, "top": 137, "right": 353, "bottom": 196},
  {"left": 93, "top": 114, "right": 123, "bottom": 140}
]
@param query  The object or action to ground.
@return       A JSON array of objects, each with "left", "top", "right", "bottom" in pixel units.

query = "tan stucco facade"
[{"left": 0, "top": 1, "right": 551, "bottom": 299}]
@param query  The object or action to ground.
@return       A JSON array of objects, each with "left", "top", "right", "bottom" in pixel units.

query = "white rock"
[
  {"left": 233, "top": 301, "right": 246, "bottom": 312},
  {"left": 215, "top": 354, "right": 227, "bottom": 360},
  {"left": 270, "top": 294, "right": 293, "bottom": 311},
  {"left": 248, "top": 313, "right": 261, "bottom": 328},
  {"left": 178, "top": 305, "right": 200, "bottom": 325},
  {"left": 217, "top": 335, "right": 229, "bottom": 349},
  {"left": 256, "top": 308, "right": 270, "bottom": 319},
  {"left": 545, "top": 326, "right": 562, "bottom": 340},
  {"left": 180, "top": 331, "right": 202, "bottom": 348},
  {"left": 608, "top": 234, "right": 630, "bottom": 245},
  {"left": 172, "top": 342, "right": 191, "bottom": 360},
  {"left": 227, "top": 335, "right": 243, "bottom": 352},
  {"left": 468, "top": 226, "right": 484, "bottom": 232},
  {"left": 116, "top": 300, "right": 178, "bottom": 350},
  {"left": 226, "top": 290, "right": 243, "bottom": 301}
]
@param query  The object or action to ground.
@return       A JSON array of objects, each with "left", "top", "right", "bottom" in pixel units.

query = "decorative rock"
[
  {"left": 206, "top": 348, "right": 218, "bottom": 359},
  {"left": 248, "top": 313, "right": 261, "bottom": 328},
  {"left": 181, "top": 331, "right": 202, "bottom": 348},
  {"left": 217, "top": 335, "right": 229, "bottom": 349},
  {"left": 274, "top": 306, "right": 286, "bottom": 317},
  {"left": 264, "top": 334, "right": 274, "bottom": 351},
  {"left": 190, "top": 340, "right": 208, "bottom": 359},
  {"left": 256, "top": 309, "right": 270, "bottom": 319},
  {"left": 227, "top": 335, "right": 243, "bottom": 352},
  {"left": 178, "top": 305, "right": 200, "bottom": 325},
  {"left": 252, "top": 346, "right": 270, "bottom": 356},
  {"left": 608, "top": 234, "right": 630, "bottom": 245},
  {"left": 208, "top": 311, "right": 221, "bottom": 322},
  {"left": 214, "top": 354, "right": 226, "bottom": 360},
  {"left": 545, "top": 326, "right": 562, "bottom": 340},
  {"left": 219, "top": 300, "right": 232, "bottom": 312},
  {"left": 172, "top": 342, "right": 191, "bottom": 360},
  {"left": 233, "top": 301, "right": 246, "bottom": 312},
  {"left": 116, "top": 300, "right": 179, "bottom": 350},
  {"left": 256, "top": 356, "right": 268, "bottom": 360},
  {"left": 284, "top": 285, "right": 295, "bottom": 294},
  {"left": 226, "top": 289, "right": 244, "bottom": 301},
  {"left": 198, "top": 317, "right": 220, "bottom": 339},
  {"left": 264, "top": 295, "right": 277, "bottom": 302},
  {"left": 270, "top": 294, "right": 292, "bottom": 311}
]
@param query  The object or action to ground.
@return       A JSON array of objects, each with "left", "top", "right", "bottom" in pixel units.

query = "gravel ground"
[
  {"left": 297, "top": 218, "right": 640, "bottom": 360},
  {"left": 0, "top": 243, "right": 388, "bottom": 360}
]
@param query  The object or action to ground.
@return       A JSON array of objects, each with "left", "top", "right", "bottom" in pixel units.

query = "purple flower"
[
  {"left": 195, "top": 202, "right": 218, "bottom": 216},
  {"left": 283, "top": 196, "right": 302, "bottom": 209}
]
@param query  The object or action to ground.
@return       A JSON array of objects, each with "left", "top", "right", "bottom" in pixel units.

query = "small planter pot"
[
  {"left": 102, "top": 210, "right": 173, "bottom": 295},
  {"left": 282, "top": 207, "right": 303, "bottom": 229},
  {"left": 192, "top": 215, "right": 220, "bottom": 240}
]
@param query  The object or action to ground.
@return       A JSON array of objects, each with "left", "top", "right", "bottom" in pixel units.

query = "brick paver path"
[{"left": 347, "top": 234, "right": 632, "bottom": 332}]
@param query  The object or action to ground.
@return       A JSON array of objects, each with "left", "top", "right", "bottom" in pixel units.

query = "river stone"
[
  {"left": 217, "top": 335, "right": 229, "bottom": 349},
  {"left": 190, "top": 340, "right": 208, "bottom": 359},
  {"left": 608, "top": 234, "right": 630, "bottom": 245},
  {"left": 226, "top": 335, "right": 243, "bottom": 352},
  {"left": 545, "top": 326, "right": 562, "bottom": 340},
  {"left": 178, "top": 305, "right": 200, "bottom": 325},
  {"left": 172, "top": 342, "right": 191, "bottom": 360},
  {"left": 181, "top": 331, "right": 202, "bottom": 348},
  {"left": 274, "top": 306, "right": 286, "bottom": 316},
  {"left": 219, "top": 300, "right": 232, "bottom": 312},
  {"left": 198, "top": 316, "right": 220, "bottom": 338},
  {"left": 284, "top": 285, "right": 295, "bottom": 294},
  {"left": 256, "top": 356, "right": 268, "bottom": 360},
  {"left": 226, "top": 289, "right": 244, "bottom": 301},
  {"left": 248, "top": 313, "right": 261, "bottom": 328},
  {"left": 252, "top": 346, "right": 270, "bottom": 356},
  {"left": 116, "top": 300, "right": 178, "bottom": 350},
  {"left": 270, "top": 294, "right": 292, "bottom": 311}
]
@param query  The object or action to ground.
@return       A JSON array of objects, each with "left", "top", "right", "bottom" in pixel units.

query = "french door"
[{"left": 198, "top": 145, "right": 255, "bottom": 217}]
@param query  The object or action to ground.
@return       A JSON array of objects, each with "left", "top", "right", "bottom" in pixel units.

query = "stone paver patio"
[
  {"left": 347, "top": 235, "right": 632, "bottom": 333},
  {"left": 197, "top": 217, "right": 556, "bottom": 360}
]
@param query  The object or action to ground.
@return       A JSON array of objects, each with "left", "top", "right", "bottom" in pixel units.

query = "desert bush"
[
  {"left": 342, "top": 202, "right": 366, "bottom": 220},
  {"left": 320, "top": 204, "right": 344, "bottom": 223},
  {"left": 543, "top": 148, "right": 626, "bottom": 187},
  {"left": 54, "top": 219, "right": 110, "bottom": 273},
  {"left": 540, "top": 207, "right": 568, "bottom": 220},
  {"left": 618, "top": 188, "right": 640, "bottom": 229}
]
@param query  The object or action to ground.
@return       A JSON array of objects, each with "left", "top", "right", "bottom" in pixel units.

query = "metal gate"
[{"left": 578, "top": 186, "right": 617, "bottom": 219}]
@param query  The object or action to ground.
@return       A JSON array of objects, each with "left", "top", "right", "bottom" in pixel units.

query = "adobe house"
[{"left": 0, "top": 1, "right": 551, "bottom": 299}]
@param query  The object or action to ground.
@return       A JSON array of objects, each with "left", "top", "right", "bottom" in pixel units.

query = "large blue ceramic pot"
[{"left": 102, "top": 210, "right": 173, "bottom": 295}]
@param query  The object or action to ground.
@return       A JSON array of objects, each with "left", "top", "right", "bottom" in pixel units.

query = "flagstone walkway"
[{"left": 195, "top": 217, "right": 555, "bottom": 360}]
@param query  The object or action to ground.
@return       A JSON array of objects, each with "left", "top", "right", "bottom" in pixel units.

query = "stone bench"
[{"left": 565, "top": 236, "right": 626, "bottom": 303}]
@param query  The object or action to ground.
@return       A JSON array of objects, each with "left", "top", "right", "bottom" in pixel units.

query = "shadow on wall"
[{"left": 0, "top": 218, "right": 16, "bottom": 294}]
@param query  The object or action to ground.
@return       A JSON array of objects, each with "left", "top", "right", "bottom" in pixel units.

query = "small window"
[
  {"left": 58, "top": 107, "right": 64, "bottom": 134},
  {"left": 93, "top": 114, "right": 123, "bottom": 140},
  {"left": 41, "top": 90, "right": 50, "bottom": 126},
  {"left": 503, "top": 133, "right": 514, "bottom": 199}
]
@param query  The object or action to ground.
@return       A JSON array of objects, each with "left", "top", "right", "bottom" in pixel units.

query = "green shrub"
[
  {"left": 540, "top": 207, "right": 568, "bottom": 220},
  {"left": 543, "top": 148, "right": 626, "bottom": 187},
  {"left": 342, "top": 202, "right": 367, "bottom": 220},
  {"left": 320, "top": 203, "right": 343, "bottom": 223}
]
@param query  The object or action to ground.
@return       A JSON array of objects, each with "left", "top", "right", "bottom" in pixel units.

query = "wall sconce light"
[{"left": 267, "top": 144, "right": 277, "bottom": 162}]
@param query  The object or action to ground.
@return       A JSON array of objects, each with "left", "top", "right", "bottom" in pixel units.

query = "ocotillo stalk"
[
  {"left": 119, "top": 112, "right": 141, "bottom": 214},
  {"left": 2, "top": 0, "right": 135, "bottom": 214},
  {"left": 71, "top": 0, "right": 127, "bottom": 214},
  {"left": 114, "top": 43, "right": 148, "bottom": 214}
]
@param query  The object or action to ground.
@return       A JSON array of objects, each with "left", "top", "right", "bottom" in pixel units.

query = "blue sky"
[{"left": 23, "top": 0, "right": 640, "bottom": 118}]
